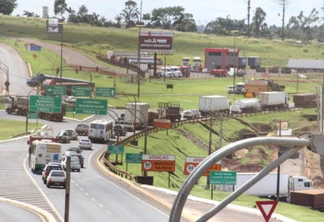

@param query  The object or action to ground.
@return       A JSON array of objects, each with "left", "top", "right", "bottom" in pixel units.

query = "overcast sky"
[{"left": 13, "top": 0, "right": 324, "bottom": 26}]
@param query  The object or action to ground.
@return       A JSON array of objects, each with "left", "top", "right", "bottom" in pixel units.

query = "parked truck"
[
  {"left": 216, "top": 173, "right": 312, "bottom": 201},
  {"left": 244, "top": 79, "right": 285, "bottom": 98},
  {"left": 157, "top": 102, "right": 182, "bottom": 122},
  {"left": 258, "top": 91, "right": 288, "bottom": 110},
  {"left": 293, "top": 93, "right": 317, "bottom": 108},
  {"left": 6, "top": 96, "right": 66, "bottom": 122},
  {"left": 230, "top": 98, "right": 261, "bottom": 114},
  {"left": 199, "top": 95, "right": 230, "bottom": 116},
  {"left": 124, "top": 102, "right": 149, "bottom": 129}
]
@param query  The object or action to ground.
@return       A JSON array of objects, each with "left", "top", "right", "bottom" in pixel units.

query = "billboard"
[{"left": 139, "top": 31, "right": 173, "bottom": 54}]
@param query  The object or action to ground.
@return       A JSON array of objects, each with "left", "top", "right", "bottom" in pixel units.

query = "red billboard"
[{"left": 139, "top": 31, "right": 173, "bottom": 54}]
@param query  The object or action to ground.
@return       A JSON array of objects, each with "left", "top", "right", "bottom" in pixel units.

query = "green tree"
[
  {"left": 151, "top": 6, "right": 184, "bottom": 29},
  {"left": 252, "top": 7, "right": 267, "bottom": 38},
  {"left": 205, "top": 17, "right": 245, "bottom": 35},
  {"left": 54, "top": 0, "right": 67, "bottom": 18},
  {"left": 142, "top": 13, "right": 151, "bottom": 25},
  {"left": 175, "top": 13, "right": 196, "bottom": 32},
  {"left": 77, "top": 5, "right": 89, "bottom": 23},
  {"left": 120, "top": 0, "right": 139, "bottom": 25},
  {"left": 0, "top": 0, "right": 17, "bottom": 15}
]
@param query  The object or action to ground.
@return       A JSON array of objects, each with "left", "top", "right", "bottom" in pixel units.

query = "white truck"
[
  {"left": 199, "top": 95, "right": 230, "bottom": 116},
  {"left": 230, "top": 98, "right": 261, "bottom": 114},
  {"left": 124, "top": 103, "right": 149, "bottom": 129},
  {"left": 181, "top": 57, "right": 190, "bottom": 66},
  {"left": 216, "top": 172, "right": 313, "bottom": 201},
  {"left": 258, "top": 91, "right": 288, "bottom": 110},
  {"left": 193, "top": 56, "right": 202, "bottom": 72}
]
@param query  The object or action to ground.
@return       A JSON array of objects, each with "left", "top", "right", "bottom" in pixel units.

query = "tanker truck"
[{"left": 230, "top": 98, "right": 261, "bottom": 114}]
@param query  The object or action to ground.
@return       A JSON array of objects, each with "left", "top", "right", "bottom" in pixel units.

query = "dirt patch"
[{"left": 305, "top": 149, "right": 324, "bottom": 188}]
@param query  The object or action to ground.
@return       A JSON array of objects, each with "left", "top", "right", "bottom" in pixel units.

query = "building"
[{"left": 204, "top": 48, "right": 240, "bottom": 71}]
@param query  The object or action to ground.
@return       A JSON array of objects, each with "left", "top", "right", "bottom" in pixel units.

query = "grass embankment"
[{"left": 0, "top": 119, "right": 42, "bottom": 139}]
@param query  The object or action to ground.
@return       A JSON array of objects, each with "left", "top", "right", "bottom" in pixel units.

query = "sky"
[{"left": 13, "top": 0, "right": 324, "bottom": 26}]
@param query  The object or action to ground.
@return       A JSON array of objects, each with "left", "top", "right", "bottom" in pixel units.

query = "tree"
[
  {"left": 23, "top": 11, "right": 39, "bottom": 18},
  {"left": 274, "top": 0, "right": 294, "bottom": 41},
  {"left": 54, "top": 0, "right": 67, "bottom": 18},
  {"left": 175, "top": 13, "right": 196, "bottom": 32},
  {"left": 151, "top": 6, "right": 184, "bottom": 29},
  {"left": 142, "top": 13, "right": 151, "bottom": 25},
  {"left": 252, "top": 7, "right": 267, "bottom": 38},
  {"left": 0, "top": 0, "right": 17, "bottom": 15},
  {"left": 205, "top": 17, "right": 245, "bottom": 35},
  {"left": 77, "top": 5, "right": 89, "bottom": 23},
  {"left": 247, "top": 0, "right": 251, "bottom": 37},
  {"left": 120, "top": 0, "right": 139, "bottom": 25}
]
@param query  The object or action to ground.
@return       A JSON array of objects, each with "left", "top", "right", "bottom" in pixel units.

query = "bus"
[
  {"left": 88, "top": 119, "right": 114, "bottom": 143},
  {"left": 29, "top": 140, "right": 62, "bottom": 173}
]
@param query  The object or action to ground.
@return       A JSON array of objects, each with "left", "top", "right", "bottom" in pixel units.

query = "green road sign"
[
  {"left": 108, "top": 145, "right": 124, "bottom": 154},
  {"left": 96, "top": 87, "right": 116, "bottom": 97},
  {"left": 29, "top": 95, "right": 62, "bottom": 113},
  {"left": 66, "top": 106, "right": 74, "bottom": 112},
  {"left": 71, "top": 86, "right": 92, "bottom": 97},
  {"left": 126, "top": 153, "right": 142, "bottom": 163},
  {"left": 210, "top": 171, "right": 237, "bottom": 185},
  {"left": 75, "top": 98, "right": 107, "bottom": 115},
  {"left": 46, "top": 85, "right": 66, "bottom": 96},
  {"left": 28, "top": 112, "right": 38, "bottom": 119}
]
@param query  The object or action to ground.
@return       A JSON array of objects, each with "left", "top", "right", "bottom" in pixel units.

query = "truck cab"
[{"left": 289, "top": 176, "right": 313, "bottom": 191}]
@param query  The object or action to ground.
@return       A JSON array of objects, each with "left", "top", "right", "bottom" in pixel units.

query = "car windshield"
[
  {"left": 80, "top": 139, "right": 90, "bottom": 143},
  {"left": 51, "top": 171, "right": 65, "bottom": 177}
]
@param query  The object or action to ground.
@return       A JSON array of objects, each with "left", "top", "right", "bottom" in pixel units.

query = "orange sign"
[
  {"left": 184, "top": 156, "right": 221, "bottom": 176},
  {"left": 153, "top": 119, "right": 171, "bottom": 129},
  {"left": 141, "top": 154, "right": 175, "bottom": 172}
]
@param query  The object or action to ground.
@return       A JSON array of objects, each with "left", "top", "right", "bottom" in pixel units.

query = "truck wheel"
[{"left": 6, "top": 108, "right": 12, "bottom": 114}]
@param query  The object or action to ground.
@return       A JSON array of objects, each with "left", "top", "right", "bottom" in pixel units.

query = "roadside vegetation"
[{"left": 0, "top": 15, "right": 322, "bottom": 220}]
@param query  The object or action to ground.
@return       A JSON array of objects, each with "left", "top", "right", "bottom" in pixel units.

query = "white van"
[
  {"left": 170, "top": 66, "right": 183, "bottom": 78},
  {"left": 29, "top": 140, "right": 62, "bottom": 173},
  {"left": 161, "top": 67, "right": 173, "bottom": 78}
]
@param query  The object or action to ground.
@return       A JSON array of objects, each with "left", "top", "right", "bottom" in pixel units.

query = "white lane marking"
[
  {"left": 106, "top": 210, "right": 112, "bottom": 215},
  {"left": 80, "top": 188, "right": 84, "bottom": 192},
  {"left": 91, "top": 197, "right": 96, "bottom": 202},
  {"left": 85, "top": 192, "right": 89, "bottom": 196},
  {"left": 98, "top": 203, "right": 104, "bottom": 208},
  {"left": 88, "top": 148, "right": 169, "bottom": 218},
  {"left": 23, "top": 156, "right": 64, "bottom": 222},
  {"left": 75, "top": 184, "right": 79, "bottom": 187}
]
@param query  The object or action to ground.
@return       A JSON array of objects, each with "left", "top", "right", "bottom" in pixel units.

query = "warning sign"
[
  {"left": 141, "top": 154, "right": 175, "bottom": 172},
  {"left": 184, "top": 156, "right": 221, "bottom": 176},
  {"left": 153, "top": 119, "right": 171, "bottom": 129}
]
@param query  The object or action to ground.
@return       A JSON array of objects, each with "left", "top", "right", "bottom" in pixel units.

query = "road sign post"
[
  {"left": 71, "top": 86, "right": 92, "bottom": 97},
  {"left": 108, "top": 145, "right": 124, "bottom": 163},
  {"left": 125, "top": 153, "right": 142, "bottom": 171},
  {"left": 29, "top": 95, "right": 62, "bottom": 113},
  {"left": 96, "top": 87, "right": 116, "bottom": 97},
  {"left": 75, "top": 98, "right": 107, "bottom": 115}
]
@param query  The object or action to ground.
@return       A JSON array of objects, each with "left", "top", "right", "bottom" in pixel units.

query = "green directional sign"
[
  {"left": 75, "top": 98, "right": 107, "bottom": 115},
  {"left": 46, "top": 85, "right": 66, "bottom": 96},
  {"left": 126, "top": 153, "right": 142, "bottom": 163},
  {"left": 96, "top": 87, "right": 116, "bottom": 97},
  {"left": 29, "top": 95, "right": 62, "bottom": 113},
  {"left": 28, "top": 112, "right": 38, "bottom": 119},
  {"left": 71, "top": 86, "right": 92, "bottom": 97},
  {"left": 210, "top": 171, "right": 237, "bottom": 185},
  {"left": 108, "top": 145, "right": 124, "bottom": 154}
]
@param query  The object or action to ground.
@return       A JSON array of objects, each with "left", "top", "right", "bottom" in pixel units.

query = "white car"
[
  {"left": 46, "top": 170, "right": 66, "bottom": 188},
  {"left": 61, "top": 156, "right": 81, "bottom": 172},
  {"left": 170, "top": 66, "right": 183, "bottom": 78},
  {"left": 183, "top": 109, "right": 200, "bottom": 119},
  {"left": 79, "top": 138, "right": 92, "bottom": 150},
  {"left": 64, "top": 96, "right": 76, "bottom": 103},
  {"left": 161, "top": 67, "right": 174, "bottom": 78}
]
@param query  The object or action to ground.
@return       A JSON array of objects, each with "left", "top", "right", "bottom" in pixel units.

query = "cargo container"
[
  {"left": 248, "top": 56, "right": 261, "bottom": 69},
  {"left": 199, "top": 95, "right": 230, "bottom": 116},
  {"left": 258, "top": 92, "right": 288, "bottom": 110},
  {"left": 216, "top": 173, "right": 312, "bottom": 201},
  {"left": 293, "top": 93, "right": 317, "bottom": 108},
  {"left": 238, "top": 56, "right": 247, "bottom": 68},
  {"left": 124, "top": 103, "right": 149, "bottom": 129},
  {"left": 290, "top": 189, "right": 324, "bottom": 209}
]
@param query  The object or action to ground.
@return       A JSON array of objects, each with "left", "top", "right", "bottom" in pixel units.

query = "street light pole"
[{"left": 137, "top": 27, "right": 141, "bottom": 99}]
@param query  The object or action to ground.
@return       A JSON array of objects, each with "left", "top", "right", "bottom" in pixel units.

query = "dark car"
[
  {"left": 42, "top": 162, "right": 62, "bottom": 184},
  {"left": 75, "top": 123, "right": 89, "bottom": 136},
  {"left": 56, "top": 130, "right": 70, "bottom": 143}
]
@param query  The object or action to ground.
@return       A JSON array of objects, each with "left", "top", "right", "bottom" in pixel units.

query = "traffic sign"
[
  {"left": 107, "top": 145, "right": 124, "bottom": 154},
  {"left": 126, "top": 153, "right": 142, "bottom": 163},
  {"left": 71, "top": 86, "right": 92, "bottom": 97},
  {"left": 29, "top": 95, "right": 62, "bottom": 113},
  {"left": 184, "top": 157, "right": 221, "bottom": 176},
  {"left": 141, "top": 154, "right": 175, "bottom": 172},
  {"left": 210, "top": 171, "right": 237, "bottom": 185},
  {"left": 256, "top": 200, "right": 278, "bottom": 222},
  {"left": 28, "top": 112, "right": 38, "bottom": 119},
  {"left": 95, "top": 87, "right": 116, "bottom": 97},
  {"left": 75, "top": 98, "right": 107, "bottom": 115},
  {"left": 46, "top": 85, "right": 66, "bottom": 96}
]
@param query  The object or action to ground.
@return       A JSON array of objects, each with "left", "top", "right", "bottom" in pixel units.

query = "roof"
[{"left": 287, "top": 59, "right": 324, "bottom": 69}]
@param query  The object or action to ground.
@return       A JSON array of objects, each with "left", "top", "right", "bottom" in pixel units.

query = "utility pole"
[
  {"left": 218, "top": 113, "right": 223, "bottom": 149},
  {"left": 206, "top": 115, "right": 213, "bottom": 189},
  {"left": 281, "top": 0, "right": 285, "bottom": 41}
]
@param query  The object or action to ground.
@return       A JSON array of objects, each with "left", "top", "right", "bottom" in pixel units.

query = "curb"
[
  {"left": 0, "top": 197, "right": 56, "bottom": 222},
  {"left": 96, "top": 154, "right": 196, "bottom": 222}
]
